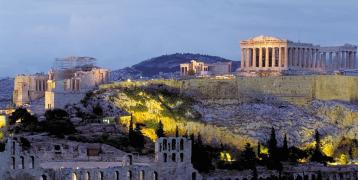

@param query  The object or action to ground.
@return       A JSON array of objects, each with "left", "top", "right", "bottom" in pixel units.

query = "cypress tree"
[
  {"left": 267, "top": 127, "right": 282, "bottom": 171},
  {"left": 268, "top": 127, "right": 277, "bottom": 159},
  {"left": 133, "top": 123, "right": 145, "bottom": 150},
  {"left": 128, "top": 114, "right": 134, "bottom": 142},
  {"left": 175, "top": 125, "right": 179, "bottom": 137},
  {"left": 155, "top": 120, "right": 165, "bottom": 138},
  {"left": 311, "top": 129, "right": 326, "bottom": 163},
  {"left": 257, "top": 142, "right": 261, "bottom": 158},
  {"left": 282, "top": 134, "right": 289, "bottom": 161}
]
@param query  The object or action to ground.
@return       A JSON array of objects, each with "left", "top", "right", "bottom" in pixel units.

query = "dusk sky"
[{"left": 1, "top": 0, "right": 358, "bottom": 77}]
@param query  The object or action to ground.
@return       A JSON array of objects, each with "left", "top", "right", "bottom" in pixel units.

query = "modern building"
[
  {"left": 180, "top": 60, "right": 232, "bottom": 76},
  {"left": 239, "top": 36, "right": 357, "bottom": 76}
]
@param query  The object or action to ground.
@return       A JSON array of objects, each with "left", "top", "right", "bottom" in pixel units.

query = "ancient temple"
[{"left": 239, "top": 36, "right": 357, "bottom": 76}]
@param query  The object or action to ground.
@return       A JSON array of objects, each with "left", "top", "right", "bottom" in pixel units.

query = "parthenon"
[{"left": 239, "top": 36, "right": 357, "bottom": 76}]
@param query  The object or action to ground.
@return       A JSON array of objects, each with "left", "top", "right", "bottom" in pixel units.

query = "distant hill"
[
  {"left": 0, "top": 77, "right": 14, "bottom": 108},
  {"left": 111, "top": 53, "right": 240, "bottom": 81}
]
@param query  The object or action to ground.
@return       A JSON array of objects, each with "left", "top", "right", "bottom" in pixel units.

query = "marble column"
[
  {"left": 314, "top": 49, "right": 317, "bottom": 69},
  {"left": 241, "top": 49, "right": 244, "bottom": 69},
  {"left": 335, "top": 52, "right": 340, "bottom": 69},
  {"left": 301, "top": 48, "right": 306, "bottom": 68},
  {"left": 252, "top": 48, "right": 257, "bottom": 68},
  {"left": 245, "top": 48, "right": 250, "bottom": 68},
  {"left": 322, "top": 51, "right": 326, "bottom": 69},
  {"left": 297, "top": 48, "right": 302, "bottom": 68},
  {"left": 341, "top": 51, "right": 345, "bottom": 69},
  {"left": 265, "top": 47, "right": 269, "bottom": 68},
  {"left": 353, "top": 52, "right": 357, "bottom": 69},
  {"left": 284, "top": 47, "right": 288, "bottom": 69},
  {"left": 272, "top": 47, "right": 276, "bottom": 67},
  {"left": 259, "top": 48, "right": 263, "bottom": 68},
  {"left": 277, "top": 47, "right": 281, "bottom": 68}
]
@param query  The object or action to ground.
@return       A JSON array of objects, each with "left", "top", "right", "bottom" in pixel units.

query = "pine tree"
[
  {"left": 175, "top": 125, "right": 179, "bottom": 137},
  {"left": 282, "top": 134, "right": 289, "bottom": 161},
  {"left": 240, "top": 143, "right": 257, "bottom": 170},
  {"left": 155, "top": 120, "right": 165, "bottom": 138}
]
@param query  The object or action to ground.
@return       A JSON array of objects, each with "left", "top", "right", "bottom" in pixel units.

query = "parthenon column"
[
  {"left": 265, "top": 47, "right": 269, "bottom": 68},
  {"left": 241, "top": 49, "right": 244, "bottom": 69},
  {"left": 272, "top": 47, "right": 276, "bottom": 67},
  {"left": 314, "top": 49, "right": 317, "bottom": 69},
  {"left": 278, "top": 47, "right": 282, "bottom": 68},
  {"left": 252, "top": 48, "right": 257, "bottom": 68},
  {"left": 259, "top": 48, "right": 263, "bottom": 68},
  {"left": 335, "top": 52, "right": 340, "bottom": 69},
  {"left": 246, "top": 48, "right": 250, "bottom": 68},
  {"left": 341, "top": 51, "right": 346, "bottom": 68},
  {"left": 284, "top": 47, "right": 288, "bottom": 69},
  {"left": 353, "top": 52, "right": 357, "bottom": 69},
  {"left": 297, "top": 48, "right": 300, "bottom": 67}
]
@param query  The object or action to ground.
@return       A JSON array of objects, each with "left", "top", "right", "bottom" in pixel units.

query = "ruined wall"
[{"left": 13, "top": 75, "right": 49, "bottom": 106}]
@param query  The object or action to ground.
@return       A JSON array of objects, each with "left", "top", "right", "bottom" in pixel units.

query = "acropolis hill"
[{"left": 111, "top": 75, "right": 358, "bottom": 106}]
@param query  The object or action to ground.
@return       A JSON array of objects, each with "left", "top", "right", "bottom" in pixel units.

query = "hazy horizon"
[{"left": 1, "top": 0, "right": 358, "bottom": 77}]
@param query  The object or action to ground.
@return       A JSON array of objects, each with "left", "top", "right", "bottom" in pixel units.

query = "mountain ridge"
[{"left": 111, "top": 53, "right": 240, "bottom": 80}]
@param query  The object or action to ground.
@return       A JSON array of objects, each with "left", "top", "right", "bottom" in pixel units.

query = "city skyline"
[{"left": 1, "top": 0, "right": 358, "bottom": 77}]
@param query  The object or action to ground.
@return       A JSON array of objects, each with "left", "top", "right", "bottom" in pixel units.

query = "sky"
[{"left": 0, "top": 0, "right": 358, "bottom": 77}]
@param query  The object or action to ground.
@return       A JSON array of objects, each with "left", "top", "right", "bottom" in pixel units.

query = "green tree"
[
  {"left": 175, "top": 125, "right": 179, "bottom": 137},
  {"left": 282, "top": 134, "right": 289, "bottom": 161},
  {"left": 240, "top": 143, "right": 257, "bottom": 170},
  {"left": 310, "top": 129, "right": 333, "bottom": 164},
  {"left": 257, "top": 142, "right": 261, "bottom": 159},
  {"left": 191, "top": 133, "right": 213, "bottom": 173},
  {"left": 266, "top": 127, "right": 282, "bottom": 171},
  {"left": 93, "top": 103, "right": 103, "bottom": 116},
  {"left": 8, "top": 108, "right": 31, "bottom": 125},
  {"left": 42, "top": 109, "right": 76, "bottom": 137},
  {"left": 128, "top": 114, "right": 134, "bottom": 142},
  {"left": 288, "top": 146, "right": 309, "bottom": 163},
  {"left": 132, "top": 123, "right": 145, "bottom": 150},
  {"left": 155, "top": 120, "right": 165, "bottom": 138}
]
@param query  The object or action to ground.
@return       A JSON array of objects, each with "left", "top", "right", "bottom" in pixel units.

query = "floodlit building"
[
  {"left": 12, "top": 74, "right": 49, "bottom": 107},
  {"left": 239, "top": 36, "right": 357, "bottom": 76},
  {"left": 13, "top": 56, "right": 110, "bottom": 112},
  {"left": 180, "top": 60, "right": 232, "bottom": 76}
]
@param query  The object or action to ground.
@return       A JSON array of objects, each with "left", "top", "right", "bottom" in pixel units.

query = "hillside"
[
  {"left": 96, "top": 80, "right": 358, "bottom": 163},
  {"left": 110, "top": 53, "right": 239, "bottom": 81}
]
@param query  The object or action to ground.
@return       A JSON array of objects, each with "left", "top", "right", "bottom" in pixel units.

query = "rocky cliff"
[{"left": 95, "top": 78, "right": 358, "bottom": 161}]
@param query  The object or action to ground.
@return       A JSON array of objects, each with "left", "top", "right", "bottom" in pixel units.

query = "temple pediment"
[{"left": 248, "top": 35, "right": 285, "bottom": 42}]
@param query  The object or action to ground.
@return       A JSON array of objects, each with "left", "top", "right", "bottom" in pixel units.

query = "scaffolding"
[{"left": 53, "top": 56, "right": 97, "bottom": 71}]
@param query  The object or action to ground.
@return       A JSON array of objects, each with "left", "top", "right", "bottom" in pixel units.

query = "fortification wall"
[{"left": 180, "top": 76, "right": 358, "bottom": 105}]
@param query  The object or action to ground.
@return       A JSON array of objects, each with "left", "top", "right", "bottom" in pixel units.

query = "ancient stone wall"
[{"left": 180, "top": 75, "right": 358, "bottom": 105}]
